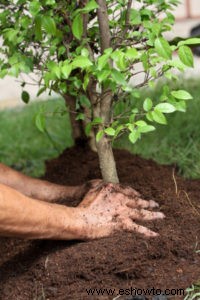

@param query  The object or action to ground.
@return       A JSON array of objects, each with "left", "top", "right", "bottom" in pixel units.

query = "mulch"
[{"left": 0, "top": 144, "right": 199, "bottom": 300}]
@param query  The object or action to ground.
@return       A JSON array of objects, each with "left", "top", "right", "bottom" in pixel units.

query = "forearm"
[
  {"left": 0, "top": 163, "right": 80, "bottom": 202},
  {"left": 0, "top": 183, "right": 82, "bottom": 240}
]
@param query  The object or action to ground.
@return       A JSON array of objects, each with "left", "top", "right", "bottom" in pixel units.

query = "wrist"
[
  {"left": 72, "top": 184, "right": 86, "bottom": 199},
  {"left": 59, "top": 206, "right": 87, "bottom": 240}
]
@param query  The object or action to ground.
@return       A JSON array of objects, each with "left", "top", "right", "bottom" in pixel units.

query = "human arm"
[
  {"left": 0, "top": 183, "right": 82, "bottom": 239},
  {"left": 0, "top": 182, "right": 164, "bottom": 240},
  {"left": 0, "top": 163, "right": 98, "bottom": 202}
]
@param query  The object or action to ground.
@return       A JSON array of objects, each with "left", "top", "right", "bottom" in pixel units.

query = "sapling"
[{"left": 0, "top": 0, "right": 199, "bottom": 183}]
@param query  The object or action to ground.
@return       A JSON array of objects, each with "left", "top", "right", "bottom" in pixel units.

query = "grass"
[
  {"left": 0, "top": 98, "right": 73, "bottom": 177},
  {"left": 1, "top": 77, "right": 200, "bottom": 179},
  {"left": 184, "top": 284, "right": 200, "bottom": 300}
]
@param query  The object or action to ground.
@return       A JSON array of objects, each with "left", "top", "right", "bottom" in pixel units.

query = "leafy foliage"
[{"left": 0, "top": 0, "right": 198, "bottom": 146}]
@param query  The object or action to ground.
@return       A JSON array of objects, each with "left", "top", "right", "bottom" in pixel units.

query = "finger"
[
  {"left": 78, "top": 188, "right": 100, "bottom": 207},
  {"left": 87, "top": 179, "right": 105, "bottom": 191},
  {"left": 123, "top": 186, "right": 141, "bottom": 197},
  {"left": 126, "top": 199, "right": 159, "bottom": 209},
  {"left": 122, "top": 219, "right": 159, "bottom": 237},
  {"left": 128, "top": 209, "right": 165, "bottom": 221},
  {"left": 114, "top": 184, "right": 141, "bottom": 198}
]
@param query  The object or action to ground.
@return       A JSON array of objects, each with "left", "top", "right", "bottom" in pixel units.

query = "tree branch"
[
  {"left": 125, "top": 0, "right": 132, "bottom": 30},
  {"left": 97, "top": 0, "right": 111, "bottom": 52},
  {"left": 96, "top": 0, "right": 113, "bottom": 125}
]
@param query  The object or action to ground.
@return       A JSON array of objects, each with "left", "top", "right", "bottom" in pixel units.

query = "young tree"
[{"left": 0, "top": 0, "right": 198, "bottom": 183}]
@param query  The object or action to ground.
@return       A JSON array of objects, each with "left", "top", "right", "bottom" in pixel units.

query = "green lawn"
[
  {"left": 0, "top": 98, "right": 73, "bottom": 177},
  {"left": 1, "top": 77, "right": 200, "bottom": 178}
]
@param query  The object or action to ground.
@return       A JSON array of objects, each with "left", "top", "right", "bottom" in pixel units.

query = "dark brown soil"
[{"left": 0, "top": 145, "right": 200, "bottom": 300}]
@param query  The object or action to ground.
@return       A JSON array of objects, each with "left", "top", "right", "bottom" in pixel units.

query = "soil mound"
[{"left": 0, "top": 145, "right": 199, "bottom": 300}]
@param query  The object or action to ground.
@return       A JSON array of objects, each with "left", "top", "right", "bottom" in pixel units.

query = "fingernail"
[
  {"left": 151, "top": 232, "right": 159, "bottom": 237},
  {"left": 156, "top": 212, "right": 165, "bottom": 219},
  {"left": 149, "top": 200, "right": 159, "bottom": 207}
]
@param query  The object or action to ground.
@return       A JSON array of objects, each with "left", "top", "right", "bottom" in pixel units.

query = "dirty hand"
[
  {"left": 73, "top": 179, "right": 103, "bottom": 199},
  {"left": 76, "top": 183, "right": 165, "bottom": 240}
]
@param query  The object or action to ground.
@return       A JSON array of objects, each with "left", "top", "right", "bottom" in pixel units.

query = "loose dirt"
[{"left": 0, "top": 144, "right": 199, "bottom": 300}]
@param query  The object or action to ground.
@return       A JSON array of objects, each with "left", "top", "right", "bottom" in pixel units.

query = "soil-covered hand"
[
  {"left": 73, "top": 179, "right": 103, "bottom": 199},
  {"left": 76, "top": 183, "right": 165, "bottom": 240}
]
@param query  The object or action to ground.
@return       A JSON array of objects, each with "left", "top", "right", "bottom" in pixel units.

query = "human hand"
[
  {"left": 73, "top": 179, "right": 103, "bottom": 199},
  {"left": 76, "top": 183, "right": 165, "bottom": 240}
]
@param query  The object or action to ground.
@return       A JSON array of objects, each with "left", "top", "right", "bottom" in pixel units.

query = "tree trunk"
[
  {"left": 64, "top": 92, "right": 119, "bottom": 183},
  {"left": 63, "top": 94, "right": 87, "bottom": 144},
  {"left": 94, "top": 90, "right": 119, "bottom": 183},
  {"left": 96, "top": 136, "right": 119, "bottom": 183},
  {"left": 63, "top": 0, "right": 119, "bottom": 183},
  {"left": 95, "top": 0, "right": 119, "bottom": 183},
  {"left": 88, "top": 80, "right": 119, "bottom": 183}
]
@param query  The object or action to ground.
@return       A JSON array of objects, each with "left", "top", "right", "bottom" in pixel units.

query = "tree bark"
[
  {"left": 64, "top": 94, "right": 86, "bottom": 143},
  {"left": 94, "top": 0, "right": 119, "bottom": 183},
  {"left": 96, "top": 136, "right": 119, "bottom": 183}
]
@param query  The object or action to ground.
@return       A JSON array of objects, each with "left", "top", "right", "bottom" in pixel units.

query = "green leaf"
[
  {"left": 178, "top": 38, "right": 200, "bottom": 47},
  {"left": 35, "top": 113, "right": 46, "bottom": 133},
  {"left": 138, "top": 125, "right": 155, "bottom": 133},
  {"left": 47, "top": 61, "right": 61, "bottom": 78},
  {"left": 85, "top": 123, "right": 92, "bottom": 136},
  {"left": 104, "top": 127, "right": 115, "bottom": 136},
  {"left": 135, "top": 121, "right": 155, "bottom": 133},
  {"left": 72, "top": 15, "right": 83, "bottom": 40},
  {"left": 61, "top": 63, "right": 72, "bottom": 79},
  {"left": 76, "top": 113, "right": 85, "bottom": 120},
  {"left": 81, "top": 0, "right": 99, "bottom": 13},
  {"left": 168, "top": 59, "right": 186, "bottom": 71},
  {"left": 0, "top": 69, "right": 8, "bottom": 79},
  {"left": 29, "top": 0, "right": 40, "bottom": 16},
  {"left": 4, "top": 28, "right": 18, "bottom": 42},
  {"left": 83, "top": 73, "right": 90, "bottom": 90},
  {"left": 178, "top": 45, "right": 194, "bottom": 67},
  {"left": 45, "top": 0, "right": 56, "bottom": 4},
  {"left": 92, "top": 117, "right": 102, "bottom": 125},
  {"left": 154, "top": 37, "right": 172, "bottom": 59},
  {"left": 97, "top": 69, "right": 111, "bottom": 82},
  {"left": 152, "top": 110, "right": 167, "bottom": 124},
  {"left": 37, "top": 86, "right": 46, "bottom": 97},
  {"left": 129, "top": 114, "right": 135, "bottom": 123},
  {"left": 79, "top": 95, "right": 91, "bottom": 108},
  {"left": 130, "top": 9, "right": 141, "bottom": 25},
  {"left": 173, "top": 100, "right": 186, "bottom": 112},
  {"left": 72, "top": 57, "right": 92, "bottom": 69},
  {"left": 129, "top": 130, "right": 140, "bottom": 144},
  {"left": 155, "top": 103, "right": 176, "bottom": 113},
  {"left": 114, "top": 125, "right": 125, "bottom": 138},
  {"left": 151, "top": 22, "right": 161, "bottom": 36},
  {"left": 21, "top": 91, "right": 30, "bottom": 104},
  {"left": 97, "top": 49, "right": 112, "bottom": 71},
  {"left": 111, "top": 50, "right": 126, "bottom": 70},
  {"left": 111, "top": 69, "right": 126, "bottom": 85},
  {"left": 146, "top": 111, "right": 154, "bottom": 122},
  {"left": 171, "top": 90, "right": 193, "bottom": 100},
  {"left": 52, "top": 65, "right": 61, "bottom": 79},
  {"left": 143, "top": 98, "right": 153, "bottom": 112},
  {"left": 9, "top": 64, "right": 20, "bottom": 77},
  {"left": 96, "top": 130, "right": 104, "bottom": 142},
  {"left": 125, "top": 48, "right": 138, "bottom": 60},
  {"left": 34, "top": 16, "right": 42, "bottom": 40},
  {"left": 81, "top": 48, "right": 89, "bottom": 57},
  {"left": 135, "top": 120, "right": 147, "bottom": 127},
  {"left": 42, "top": 16, "right": 56, "bottom": 35}
]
